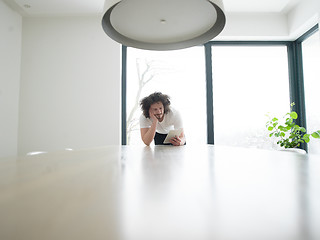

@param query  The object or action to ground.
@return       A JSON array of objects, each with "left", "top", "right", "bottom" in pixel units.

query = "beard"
[{"left": 155, "top": 114, "right": 163, "bottom": 120}]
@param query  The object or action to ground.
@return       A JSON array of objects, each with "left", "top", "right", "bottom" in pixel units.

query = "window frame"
[{"left": 298, "top": 24, "right": 320, "bottom": 153}]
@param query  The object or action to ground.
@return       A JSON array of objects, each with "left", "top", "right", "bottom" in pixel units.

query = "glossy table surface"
[{"left": 0, "top": 145, "right": 320, "bottom": 240}]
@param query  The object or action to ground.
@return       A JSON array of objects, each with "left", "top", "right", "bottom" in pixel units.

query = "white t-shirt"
[{"left": 139, "top": 108, "right": 183, "bottom": 134}]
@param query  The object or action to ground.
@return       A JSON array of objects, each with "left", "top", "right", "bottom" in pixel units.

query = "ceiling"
[{"left": 4, "top": 0, "right": 302, "bottom": 16}]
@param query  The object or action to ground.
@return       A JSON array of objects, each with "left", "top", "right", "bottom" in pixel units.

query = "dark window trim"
[
  {"left": 204, "top": 43, "right": 214, "bottom": 144},
  {"left": 121, "top": 45, "right": 127, "bottom": 145},
  {"left": 208, "top": 41, "right": 291, "bottom": 46},
  {"left": 296, "top": 24, "right": 319, "bottom": 43},
  {"left": 287, "top": 41, "right": 307, "bottom": 151}
]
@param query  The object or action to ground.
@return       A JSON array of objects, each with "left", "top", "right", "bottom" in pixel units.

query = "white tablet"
[{"left": 163, "top": 129, "right": 183, "bottom": 144}]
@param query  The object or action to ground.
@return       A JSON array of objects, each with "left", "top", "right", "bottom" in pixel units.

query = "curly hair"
[{"left": 140, "top": 92, "right": 171, "bottom": 118}]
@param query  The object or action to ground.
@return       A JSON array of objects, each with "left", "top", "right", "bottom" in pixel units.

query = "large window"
[
  {"left": 211, "top": 45, "right": 290, "bottom": 149},
  {"left": 126, "top": 47, "right": 207, "bottom": 145},
  {"left": 302, "top": 29, "right": 320, "bottom": 154},
  {"left": 123, "top": 25, "right": 319, "bottom": 153},
  {"left": 125, "top": 44, "right": 290, "bottom": 149}
]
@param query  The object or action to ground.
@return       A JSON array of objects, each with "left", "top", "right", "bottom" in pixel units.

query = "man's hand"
[
  {"left": 149, "top": 109, "right": 158, "bottom": 122},
  {"left": 169, "top": 136, "right": 182, "bottom": 146}
]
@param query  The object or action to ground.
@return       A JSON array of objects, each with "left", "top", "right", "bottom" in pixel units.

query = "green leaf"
[
  {"left": 290, "top": 111, "right": 298, "bottom": 119},
  {"left": 269, "top": 133, "right": 274, "bottom": 137},
  {"left": 302, "top": 134, "right": 310, "bottom": 143},
  {"left": 291, "top": 123, "right": 297, "bottom": 128},
  {"left": 300, "top": 127, "right": 306, "bottom": 132},
  {"left": 280, "top": 132, "right": 285, "bottom": 137},
  {"left": 286, "top": 119, "right": 293, "bottom": 126},
  {"left": 268, "top": 126, "right": 274, "bottom": 131},
  {"left": 293, "top": 126, "right": 301, "bottom": 134},
  {"left": 272, "top": 117, "right": 278, "bottom": 122},
  {"left": 311, "top": 131, "right": 320, "bottom": 139},
  {"left": 285, "top": 126, "right": 291, "bottom": 131}
]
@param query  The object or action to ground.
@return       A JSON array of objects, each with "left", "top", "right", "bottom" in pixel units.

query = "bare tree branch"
[{"left": 126, "top": 58, "right": 176, "bottom": 144}]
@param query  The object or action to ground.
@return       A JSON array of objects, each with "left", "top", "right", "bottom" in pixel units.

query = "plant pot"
[{"left": 281, "top": 148, "right": 307, "bottom": 154}]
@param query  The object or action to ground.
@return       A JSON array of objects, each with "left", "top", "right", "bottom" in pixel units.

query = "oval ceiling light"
[{"left": 101, "top": 0, "right": 226, "bottom": 50}]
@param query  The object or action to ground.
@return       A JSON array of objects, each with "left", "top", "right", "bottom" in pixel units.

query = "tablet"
[{"left": 163, "top": 129, "right": 183, "bottom": 144}]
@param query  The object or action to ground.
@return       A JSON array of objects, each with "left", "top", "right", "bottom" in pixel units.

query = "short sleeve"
[
  {"left": 173, "top": 109, "right": 183, "bottom": 129},
  {"left": 139, "top": 114, "right": 152, "bottom": 128}
]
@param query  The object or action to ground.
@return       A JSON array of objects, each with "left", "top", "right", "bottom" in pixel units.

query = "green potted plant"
[{"left": 266, "top": 103, "right": 320, "bottom": 151}]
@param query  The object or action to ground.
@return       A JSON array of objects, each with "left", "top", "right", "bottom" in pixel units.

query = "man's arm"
[
  {"left": 140, "top": 110, "right": 158, "bottom": 146},
  {"left": 140, "top": 125, "right": 156, "bottom": 146}
]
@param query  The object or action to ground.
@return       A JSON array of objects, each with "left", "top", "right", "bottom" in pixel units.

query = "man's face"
[{"left": 150, "top": 102, "right": 164, "bottom": 121}]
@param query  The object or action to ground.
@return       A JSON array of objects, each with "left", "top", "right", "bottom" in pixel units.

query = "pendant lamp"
[{"left": 101, "top": 0, "right": 226, "bottom": 50}]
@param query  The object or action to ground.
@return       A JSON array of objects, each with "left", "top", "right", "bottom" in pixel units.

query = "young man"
[{"left": 139, "top": 92, "right": 186, "bottom": 146}]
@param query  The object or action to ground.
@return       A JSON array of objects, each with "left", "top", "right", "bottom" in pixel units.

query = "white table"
[{"left": 0, "top": 145, "right": 319, "bottom": 240}]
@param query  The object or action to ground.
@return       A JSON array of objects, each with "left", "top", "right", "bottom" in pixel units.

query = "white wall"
[
  {"left": 217, "top": 1, "right": 320, "bottom": 41},
  {"left": 18, "top": 16, "right": 121, "bottom": 155},
  {"left": 217, "top": 13, "right": 289, "bottom": 41},
  {"left": 287, "top": 0, "right": 320, "bottom": 38},
  {"left": 0, "top": 0, "right": 22, "bottom": 158}
]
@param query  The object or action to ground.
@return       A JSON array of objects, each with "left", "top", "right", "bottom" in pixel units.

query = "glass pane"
[
  {"left": 126, "top": 47, "right": 207, "bottom": 146},
  {"left": 211, "top": 46, "right": 290, "bottom": 149},
  {"left": 302, "top": 31, "right": 320, "bottom": 154}
]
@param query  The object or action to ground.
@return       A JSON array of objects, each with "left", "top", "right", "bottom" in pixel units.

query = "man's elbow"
[{"left": 142, "top": 138, "right": 151, "bottom": 146}]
